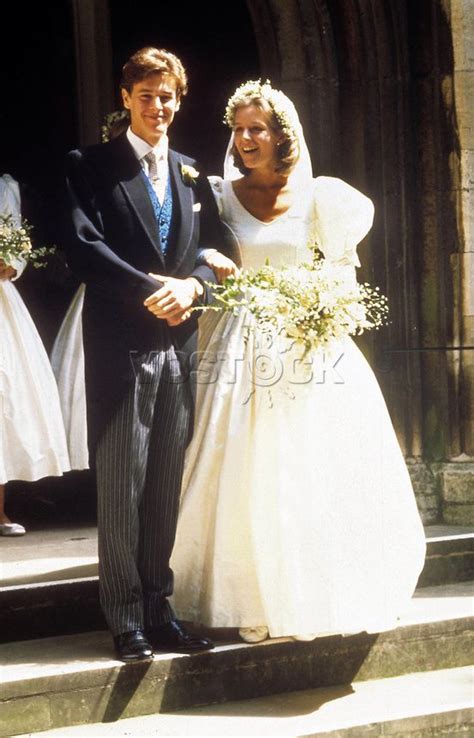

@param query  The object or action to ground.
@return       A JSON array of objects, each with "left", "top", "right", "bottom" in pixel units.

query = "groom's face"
[{"left": 122, "top": 72, "right": 180, "bottom": 146}]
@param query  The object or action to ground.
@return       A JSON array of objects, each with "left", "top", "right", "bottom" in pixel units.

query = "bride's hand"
[{"left": 205, "top": 252, "right": 240, "bottom": 284}]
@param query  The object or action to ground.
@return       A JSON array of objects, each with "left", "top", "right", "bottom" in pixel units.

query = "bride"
[{"left": 169, "top": 81, "right": 426, "bottom": 642}]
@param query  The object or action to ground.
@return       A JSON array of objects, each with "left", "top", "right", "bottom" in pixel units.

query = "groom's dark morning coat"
[{"left": 62, "top": 132, "right": 227, "bottom": 454}]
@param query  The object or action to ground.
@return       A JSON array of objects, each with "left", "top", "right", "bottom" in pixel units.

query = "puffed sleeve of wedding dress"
[
  {"left": 208, "top": 176, "right": 225, "bottom": 216},
  {"left": 207, "top": 176, "right": 242, "bottom": 267},
  {"left": 0, "top": 174, "right": 27, "bottom": 280},
  {"left": 195, "top": 176, "right": 225, "bottom": 263},
  {"left": 312, "top": 176, "right": 375, "bottom": 268}
]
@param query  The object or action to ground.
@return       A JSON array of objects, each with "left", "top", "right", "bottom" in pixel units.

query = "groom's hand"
[
  {"left": 144, "top": 274, "right": 203, "bottom": 326},
  {"left": 0, "top": 259, "right": 16, "bottom": 281}
]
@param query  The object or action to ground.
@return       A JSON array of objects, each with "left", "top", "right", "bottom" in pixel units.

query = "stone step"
[
  {"left": 1, "top": 525, "right": 472, "bottom": 643},
  {"left": 0, "top": 582, "right": 472, "bottom": 737},
  {"left": 418, "top": 525, "right": 474, "bottom": 587},
  {"left": 14, "top": 666, "right": 474, "bottom": 738}
]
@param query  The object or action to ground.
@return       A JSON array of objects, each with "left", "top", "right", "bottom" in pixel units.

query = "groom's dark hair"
[{"left": 120, "top": 46, "right": 188, "bottom": 100}]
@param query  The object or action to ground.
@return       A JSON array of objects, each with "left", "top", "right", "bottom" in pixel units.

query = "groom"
[{"left": 62, "top": 47, "right": 228, "bottom": 660}]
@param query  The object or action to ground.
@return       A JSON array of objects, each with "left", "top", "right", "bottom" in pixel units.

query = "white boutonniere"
[{"left": 180, "top": 163, "right": 200, "bottom": 187}]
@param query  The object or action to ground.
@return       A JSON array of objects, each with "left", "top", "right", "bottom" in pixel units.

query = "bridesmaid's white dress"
[
  {"left": 0, "top": 175, "right": 71, "bottom": 484},
  {"left": 170, "top": 176, "right": 426, "bottom": 637}
]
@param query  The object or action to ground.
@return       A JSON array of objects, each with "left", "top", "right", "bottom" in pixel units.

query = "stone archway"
[{"left": 71, "top": 0, "right": 472, "bottom": 521}]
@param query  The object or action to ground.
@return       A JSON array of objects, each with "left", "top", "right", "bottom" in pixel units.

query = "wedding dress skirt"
[
  {"left": 0, "top": 281, "right": 71, "bottom": 483},
  {"left": 169, "top": 176, "right": 426, "bottom": 638},
  {"left": 171, "top": 313, "right": 425, "bottom": 636}
]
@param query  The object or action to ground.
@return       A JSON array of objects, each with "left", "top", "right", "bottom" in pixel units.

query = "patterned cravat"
[
  {"left": 144, "top": 151, "right": 158, "bottom": 183},
  {"left": 144, "top": 150, "right": 168, "bottom": 204}
]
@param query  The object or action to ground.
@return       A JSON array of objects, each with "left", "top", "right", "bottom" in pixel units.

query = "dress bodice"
[
  {"left": 209, "top": 177, "right": 314, "bottom": 270},
  {"left": 209, "top": 175, "right": 375, "bottom": 273}
]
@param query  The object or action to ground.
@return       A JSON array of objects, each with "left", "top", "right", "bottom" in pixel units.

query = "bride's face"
[{"left": 233, "top": 104, "right": 282, "bottom": 172}]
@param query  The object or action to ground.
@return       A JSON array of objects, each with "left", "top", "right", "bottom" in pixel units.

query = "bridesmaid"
[{"left": 0, "top": 173, "right": 71, "bottom": 535}]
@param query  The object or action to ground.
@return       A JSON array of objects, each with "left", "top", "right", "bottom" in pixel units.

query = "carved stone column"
[
  {"left": 71, "top": 0, "right": 114, "bottom": 145},
  {"left": 450, "top": 0, "right": 474, "bottom": 458},
  {"left": 435, "top": 0, "right": 474, "bottom": 525}
]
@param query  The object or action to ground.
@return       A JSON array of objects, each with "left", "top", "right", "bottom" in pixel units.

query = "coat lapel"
[
  {"left": 168, "top": 150, "right": 194, "bottom": 273},
  {"left": 111, "top": 134, "right": 166, "bottom": 269}
]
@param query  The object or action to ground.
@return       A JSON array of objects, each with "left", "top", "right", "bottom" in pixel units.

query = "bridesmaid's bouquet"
[
  {"left": 0, "top": 214, "right": 56, "bottom": 269},
  {"left": 203, "top": 247, "right": 389, "bottom": 353}
]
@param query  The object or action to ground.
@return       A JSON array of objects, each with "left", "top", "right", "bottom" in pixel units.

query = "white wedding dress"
[
  {"left": 170, "top": 175, "right": 426, "bottom": 637},
  {"left": 50, "top": 283, "right": 89, "bottom": 470},
  {"left": 0, "top": 174, "right": 71, "bottom": 484}
]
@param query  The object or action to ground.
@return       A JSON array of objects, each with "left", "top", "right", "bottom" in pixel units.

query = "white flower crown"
[{"left": 224, "top": 80, "right": 299, "bottom": 144}]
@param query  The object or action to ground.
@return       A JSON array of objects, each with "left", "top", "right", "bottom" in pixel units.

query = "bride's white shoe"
[
  {"left": 238, "top": 626, "right": 269, "bottom": 643},
  {"left": 292, "top": 633, "right": 317, "bottom": 641}
]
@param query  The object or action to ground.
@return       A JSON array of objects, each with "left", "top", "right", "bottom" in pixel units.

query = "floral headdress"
[
  {"left": 224, "top": 80, "right": 300, "bottom": 145},
  {"left": 101, "top": 110, "right": 130, "bottom": 143}
]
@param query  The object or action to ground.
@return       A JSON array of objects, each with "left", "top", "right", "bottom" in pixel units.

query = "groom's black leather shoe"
[
  {"left": 113, "top": 629, "right": 153, "bottom": 662},
  {"left": 148, "top": 620, "right": 214, "bottom": 653}
]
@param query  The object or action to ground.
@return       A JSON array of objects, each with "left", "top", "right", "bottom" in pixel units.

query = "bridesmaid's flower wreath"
[{"left": 101, "top": 110, "right": 130, "bottom": 143}]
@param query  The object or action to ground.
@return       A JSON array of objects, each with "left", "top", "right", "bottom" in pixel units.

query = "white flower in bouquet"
[
  {"left": 0, "top": 214, "right": 56, "bottom": 269},
  {"left": 198, "top": 243, "right": 389, "bottom": 353}
]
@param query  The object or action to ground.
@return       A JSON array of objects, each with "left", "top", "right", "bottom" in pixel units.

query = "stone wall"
[
  {"left": 438, "top": 0, "right": 474, "bottom": 525},
  {"left": 245, "top": 0, "right": 473, "bottom": 525}
]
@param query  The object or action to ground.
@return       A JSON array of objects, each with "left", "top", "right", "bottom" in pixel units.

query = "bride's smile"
[{"left": 233, "top": 104, "right": 282, "bottom": 171}]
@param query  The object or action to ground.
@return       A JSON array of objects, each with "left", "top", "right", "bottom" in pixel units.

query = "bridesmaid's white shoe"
[
  {"left": 292, "top": 633, "right": 317, "bottom": 641},
  {"left": 0, "top": 522, "right": 26, "bottom": 536},
  {"left": 238, "top": 626, "right": 269, "bottom": 643}
]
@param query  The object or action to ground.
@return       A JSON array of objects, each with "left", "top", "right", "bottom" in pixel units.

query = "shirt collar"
[{"left": 126, "top": 127, "right": 169, "bottom": 162}]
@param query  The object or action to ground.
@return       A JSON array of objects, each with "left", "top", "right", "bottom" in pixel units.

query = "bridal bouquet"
[
  {"left": 203, "top": 247, "right": 389, "bottom": 353},
  {"left": 0, "top": 214, "right": 56, "bottom": 269}
]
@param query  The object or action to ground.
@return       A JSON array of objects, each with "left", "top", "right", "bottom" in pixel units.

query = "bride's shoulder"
[
  {"left": 0, "top": 173, "right": 21, "bottom": 214},
  {"left": 208, "top": 175, "right": 224, "bottom": 192},
  {"left": 207, "top": 176, "right": 228, "bottom": 215}
]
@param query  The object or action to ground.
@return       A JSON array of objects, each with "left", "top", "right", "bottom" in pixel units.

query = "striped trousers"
[{"left": 95, "top": 346, "right": 192, "bottom": 636}]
